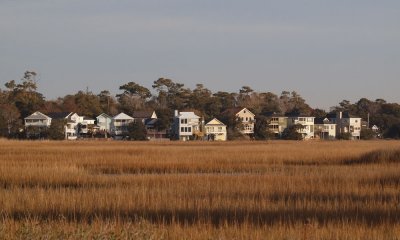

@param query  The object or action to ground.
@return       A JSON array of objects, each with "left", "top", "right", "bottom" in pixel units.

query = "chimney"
[{"left": 174, "top": 110, "right": 179, "bottom": 117}]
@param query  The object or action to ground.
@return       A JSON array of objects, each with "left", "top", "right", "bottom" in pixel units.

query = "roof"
[
  {"left": 47, "top": 112, "right": 72, "bottom": 119},
  {"left": 314, "top": 117, "right": 334, "bottom": 124},
  {"left": 145, "top": 118, "right": 158, "bottom": 125},
  {"left": 263, "top": 112, "right": 286, "bottom": 118},
  {"left": 205, "top": 118, "right": 226, "bottom": 126},
  {"left": 221, "top": 107, "right": 255, "bottom": 116},
  {"left": 113, "top": 112, "right": 134, "bottom": 120},
  {"left": 132, "top": 111, "right": 156, "bottom": 119},
  {"left": 286, "top": 113, "right": 314, "bottom": 118},
  {"left": 25, "top": 111, "right": 50, "bottom": 120},
  {"left": 178, "top": 112, "right": 200, "bottom": 119},
  {"left": 327, "top": 112, "right": 361, "bottom": 119},
  {"left": 97, "top": 113, "right": 112, "bottom": 119}
]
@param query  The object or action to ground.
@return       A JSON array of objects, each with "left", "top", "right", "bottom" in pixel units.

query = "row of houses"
[
  {"left": 23, "top": 107, "right": 370, "bottom": 141},
  {"left": 24, "top": 111, "right": 162, "bottom": 140},
  {"left": 172, "top": 108, "right": 366, "bottom": 141}
]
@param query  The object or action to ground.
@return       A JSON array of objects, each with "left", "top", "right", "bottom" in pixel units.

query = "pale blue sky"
[{"left": 1, "top": 0, "right": 399, "bottom": 110}]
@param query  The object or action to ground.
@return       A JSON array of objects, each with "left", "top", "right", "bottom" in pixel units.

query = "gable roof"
[
  {"left": 113, "top": 112, "right": 134, "bottom": 120},
  {"left": 286, "top": 113, "right": 314, "bottom": 118},
  {"left": 25, "top": 111, "right": 51, "bottom": 120},
  {"left": 314, "top": 117, "right": 334, "bottom": 124},
  {"left": 205, "top": 118, "right": 226, "bottom": 126},
  {"left": 327, "top": 112, "right": 361, "bottom": 119},
  {"left": 132, "top": 111, "right": 157, "bottom": 119},
  {"left": 47, "top": 112, "right": 72, "bottom": 119},
  {"left": 178, "top": 111, "right": 200, "bottom": 119},
  {"left": 262, "top": 112, "right": 286, "bottom": 118},
  {"left": 221, "top": 107, "right": 255, "bottom": 117},
  {"left": 97, "top": 113, "right": 112, "bottom": 119}
]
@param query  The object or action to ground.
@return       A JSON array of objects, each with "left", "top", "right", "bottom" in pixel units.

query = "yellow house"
[{"left": 205, "top": 118, "right": 227, "bottom": 141}]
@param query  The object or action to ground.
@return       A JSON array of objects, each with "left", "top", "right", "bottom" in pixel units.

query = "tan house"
[
  {"left": 263, "top": 112, "right": 288, "bottom": 137},
  {"left": 205, "top": 118, "right": 227, "bottom": 141}
]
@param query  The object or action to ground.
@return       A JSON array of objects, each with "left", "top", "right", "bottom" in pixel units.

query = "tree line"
[{"left": 1, "top": 71, "right": 400, "bottom": 139}]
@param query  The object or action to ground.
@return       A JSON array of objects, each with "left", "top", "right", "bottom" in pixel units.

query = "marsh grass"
[{"left": 0, "top": 139, "right": 400, "bottom": 239}]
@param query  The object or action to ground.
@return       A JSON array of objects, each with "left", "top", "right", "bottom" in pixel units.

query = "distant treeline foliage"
[{"left": 1, "top": 71, "right": 400, "bottom": 138}]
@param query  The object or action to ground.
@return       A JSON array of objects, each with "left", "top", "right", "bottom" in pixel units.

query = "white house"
[
  {"left": 111, "top": 112, "right": 134, "bottom": 138},
  {"left": 205, "top": 118, "right": 227, "bottom": 141},
  {"left": 314, "top": 118, "right": 336, "bottom": 140},
  {"left": 172, "top": 110, "right": 202, "bottom": 141},
  {"left": 79, "top": 116, "right": 98, "bottom": 135},
  {"left": 96, "top": 113, "right": 112, "bottom": 133},
  {"left": 327, "top": 112, "right": 361, "bottom": 139},
  {"left": 24, "top": 111, "right": 51, "bottom": 138},
  {"left": 287, "top": 114, "right": 315, "bottom": 140},
  {"left": 47, "top": 112, "right": 79, "bottom": 140}
]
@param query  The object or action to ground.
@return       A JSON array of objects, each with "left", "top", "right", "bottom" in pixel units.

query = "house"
[
  {"left": 327, "top": 112, "right": 361, "bottom": 139},
  {"left": 132, "top": 111, "right": 157, "bottom": 124},
  {"left": 96, "top": 113, "right": 112, "bottom": 133},
  {"left": 145, "top": 118, "right": 169, "bottom": 140},
  {"left": 47, "top": 112, "right": 78, "bottom": 140},
  {"left": 132, "top": 110, "right": 161, "bottom": 139},
  {"left": 222, "top": 107, "right": 255, "bottom": 135},
  {"left": 111, "top": 113, "right": 134, "bottom": 138},
  {"left": 205, "top": 118, "right": 227, "bottom": 141},
  {"left": 263, "top": 112, "right": 287, "bottom": 138},
  {"left": 172, "top": 110, "right": 202, "bottom": 141},
  {"left": 314, "top": 118, "right": 336, "bottom": 140},
  {"left": 24, "top": 111, "right": 51, "bottom": 138},
  {"left": 286, "top": 114, "right": 315, "bottom": 140},
  {"left": 79, "top": 116, "right": 98, "bottom": 136}
]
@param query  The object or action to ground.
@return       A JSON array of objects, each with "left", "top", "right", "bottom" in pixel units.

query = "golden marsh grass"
[{"left": 0, "top": 140, "right": 400, "bottom": 239}]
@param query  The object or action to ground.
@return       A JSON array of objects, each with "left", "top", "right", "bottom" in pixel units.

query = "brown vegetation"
[{"left": 1, "top": 140, "right": 400, "bottom": 239}]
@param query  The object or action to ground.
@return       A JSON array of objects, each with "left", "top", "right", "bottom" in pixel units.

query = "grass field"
[{"left": 1, "top": 139, "right": 400, "bottom": 239}]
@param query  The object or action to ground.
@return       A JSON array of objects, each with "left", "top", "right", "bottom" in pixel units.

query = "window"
[
  {"left": 180, "top": 119, "right": 188, "bottom": 124},
  {"left": 188, "top": 127, "right": 191, "bottom": 132},
  {"left": 181, "top": 127, "right": 184, "bottom": 132},
  {"left": 218, "top": 127, "right": 222, "bottom": 131}
]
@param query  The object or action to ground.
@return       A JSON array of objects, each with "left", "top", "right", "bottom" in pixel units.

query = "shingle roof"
[
  {"left": 47, "top": 112, "right": 72, "bottom": 119},
  {"left": 132, "top": 111, "right": 155, "bottom": 119},
  {"left": 263, "top": 112, "right": 286, "bottom": 118},
  {"left": 24, "top": 111, "right": 50, "bottom": 120}
]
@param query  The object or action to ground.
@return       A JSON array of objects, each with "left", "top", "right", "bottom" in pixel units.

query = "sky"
[{"left": 0, "top": 0, "right": 399, "bottom": 110}]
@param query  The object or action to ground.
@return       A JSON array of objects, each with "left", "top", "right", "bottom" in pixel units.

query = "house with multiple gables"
[{"left": 327, "top": 112, "right": 362, "bottom": 139}]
